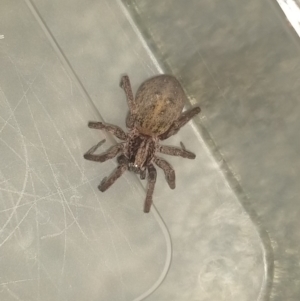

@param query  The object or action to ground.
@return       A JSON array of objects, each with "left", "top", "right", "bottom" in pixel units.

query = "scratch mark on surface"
[
  {"left": 0, "top": 203, "right": 35, "bottom": 248},
  {"left": 0, "top": 57, "right": 45, "bottom": 134},
  {"left": 60, "top": 64, "right": 73, "bottom": 96},
  {"left": 0, "top": 278, "right": 37, "bottom": 286},
  {"left": 0, "top": 79, "right": 30, "bottom": 248},
  {"left": 22, "top": 1, "right": 117, "bottom": 262},
  {"left": 29, "top": 88, "right": 108, "bottom": 239},
  {"left": 107, "top": 213, "right": 137, "bottom": 255},
  {"left": 41, "top": 220, "right": 76, "bottom": 240},
  {"left": 0, "top": 173, "right": 102, "bottom": 214},
  {"left": 3, "top": 285, "right": 24, "bottom": 301},
  {"left": 25, "top": 92, "right": 69, "bottom": 278},
  {"left": 30, "top": 170, "right": 41, "bottom": 300}
]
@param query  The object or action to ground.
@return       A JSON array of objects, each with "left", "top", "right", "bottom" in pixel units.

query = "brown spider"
[{"left": 84, "top": 74, "right": 201, "bottom": 212}]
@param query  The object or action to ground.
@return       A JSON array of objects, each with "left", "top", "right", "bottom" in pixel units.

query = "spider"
[{"left": 84, "top": 74, "right": 201, "bottom": 212}]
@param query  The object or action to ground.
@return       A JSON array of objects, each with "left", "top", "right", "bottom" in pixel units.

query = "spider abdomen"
[
  {"left": 125, "top": 132, "right": 156, "bottom": 168},
  {"left": 134, "top": 75, "right": 186, "bottom": 136}
]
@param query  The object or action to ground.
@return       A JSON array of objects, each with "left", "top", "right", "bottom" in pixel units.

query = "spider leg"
[
  {"left": 88, "top": 121, "right": 127, "bottom": 140},
  {"left": 153, "top": 156, "right": 175, "bottom": 189},
  {"left": 120, "top": 75, "right": 136, "bottom": 128},
  {"left": 140, "top": 169, "right": 146, "bottom": 180},
  {"left": 158, "top": 143, "right": 196, "bottom": 159},
  {"left": 98, "top": 163, "right": 127, "bottom": 192},
  {"left": 117, "top": 154, "right": 128, "bottom": 165},
  {"left": 84, "top": 141, "right": 123, "bottom": 162},
  {"left": 144, "top": 164, "right": 157, "bottom": 213},
  {"left": 159, "top": 107, "right": 201, "bottom": 140},
  {"left": 120, "top": 75, "right": 135, "bottom": 111}
]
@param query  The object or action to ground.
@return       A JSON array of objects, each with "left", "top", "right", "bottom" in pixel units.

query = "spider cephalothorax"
[
  {"left": 84, "top": 74, "right": 200, "bottom": 212},
  {"left": 124, "top": 129, "right": 156, "bottom": 173}
]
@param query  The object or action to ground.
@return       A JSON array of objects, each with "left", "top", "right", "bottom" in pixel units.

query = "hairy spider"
[{"left": 84, "top": 74, "right": 201, "bottom": 212}]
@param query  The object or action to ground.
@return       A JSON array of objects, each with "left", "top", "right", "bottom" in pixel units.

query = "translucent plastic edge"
[{"left": 121, "top": 1, "right": 275, "bottom": 300}]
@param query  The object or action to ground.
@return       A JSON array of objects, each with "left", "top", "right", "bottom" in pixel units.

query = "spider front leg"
[
  {"left": 144, "top": 164, "right": 157, "bottom": 213},
  {"left": 158, "top": 143, "right": 196, "bottom": 159},
  {"left": 99, "top": 163, "right": 127, "bottom": 192},
  {"left": 88, "top": 121, "right": 127, "bottom": 140},
  {"left": 140, "top": 168, "right": 146, "bottom": 180},
  {"left": 120, "top": 75, "right": 135, "bottom": 111},
  {"left": 120, "top": 75, "right": 136, "bottom": 128},
  {"left": 159, "top": 107, "right": 201, "bottom": 140},
  {"left": 84, "top": 141, "right": 123, "bottom": 162},
  {"left": 153, "top": 156, "right": 175, "bottom": 189}
]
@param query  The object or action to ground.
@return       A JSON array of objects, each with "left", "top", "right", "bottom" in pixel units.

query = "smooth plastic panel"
[
  {"left": 0, "top": 0, "right": 266, "bottom": 300},
  {"left": 125, "top": 0, "right": 300, "bottom": 300}
]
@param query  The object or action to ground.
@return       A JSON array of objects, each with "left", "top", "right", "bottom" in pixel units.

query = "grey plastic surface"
[
  {"left": 0, "top": 0, "right": 268, "bottom": 300},
  {"left": 125, "top": 0, "right": 300, "bottom": 300}
]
